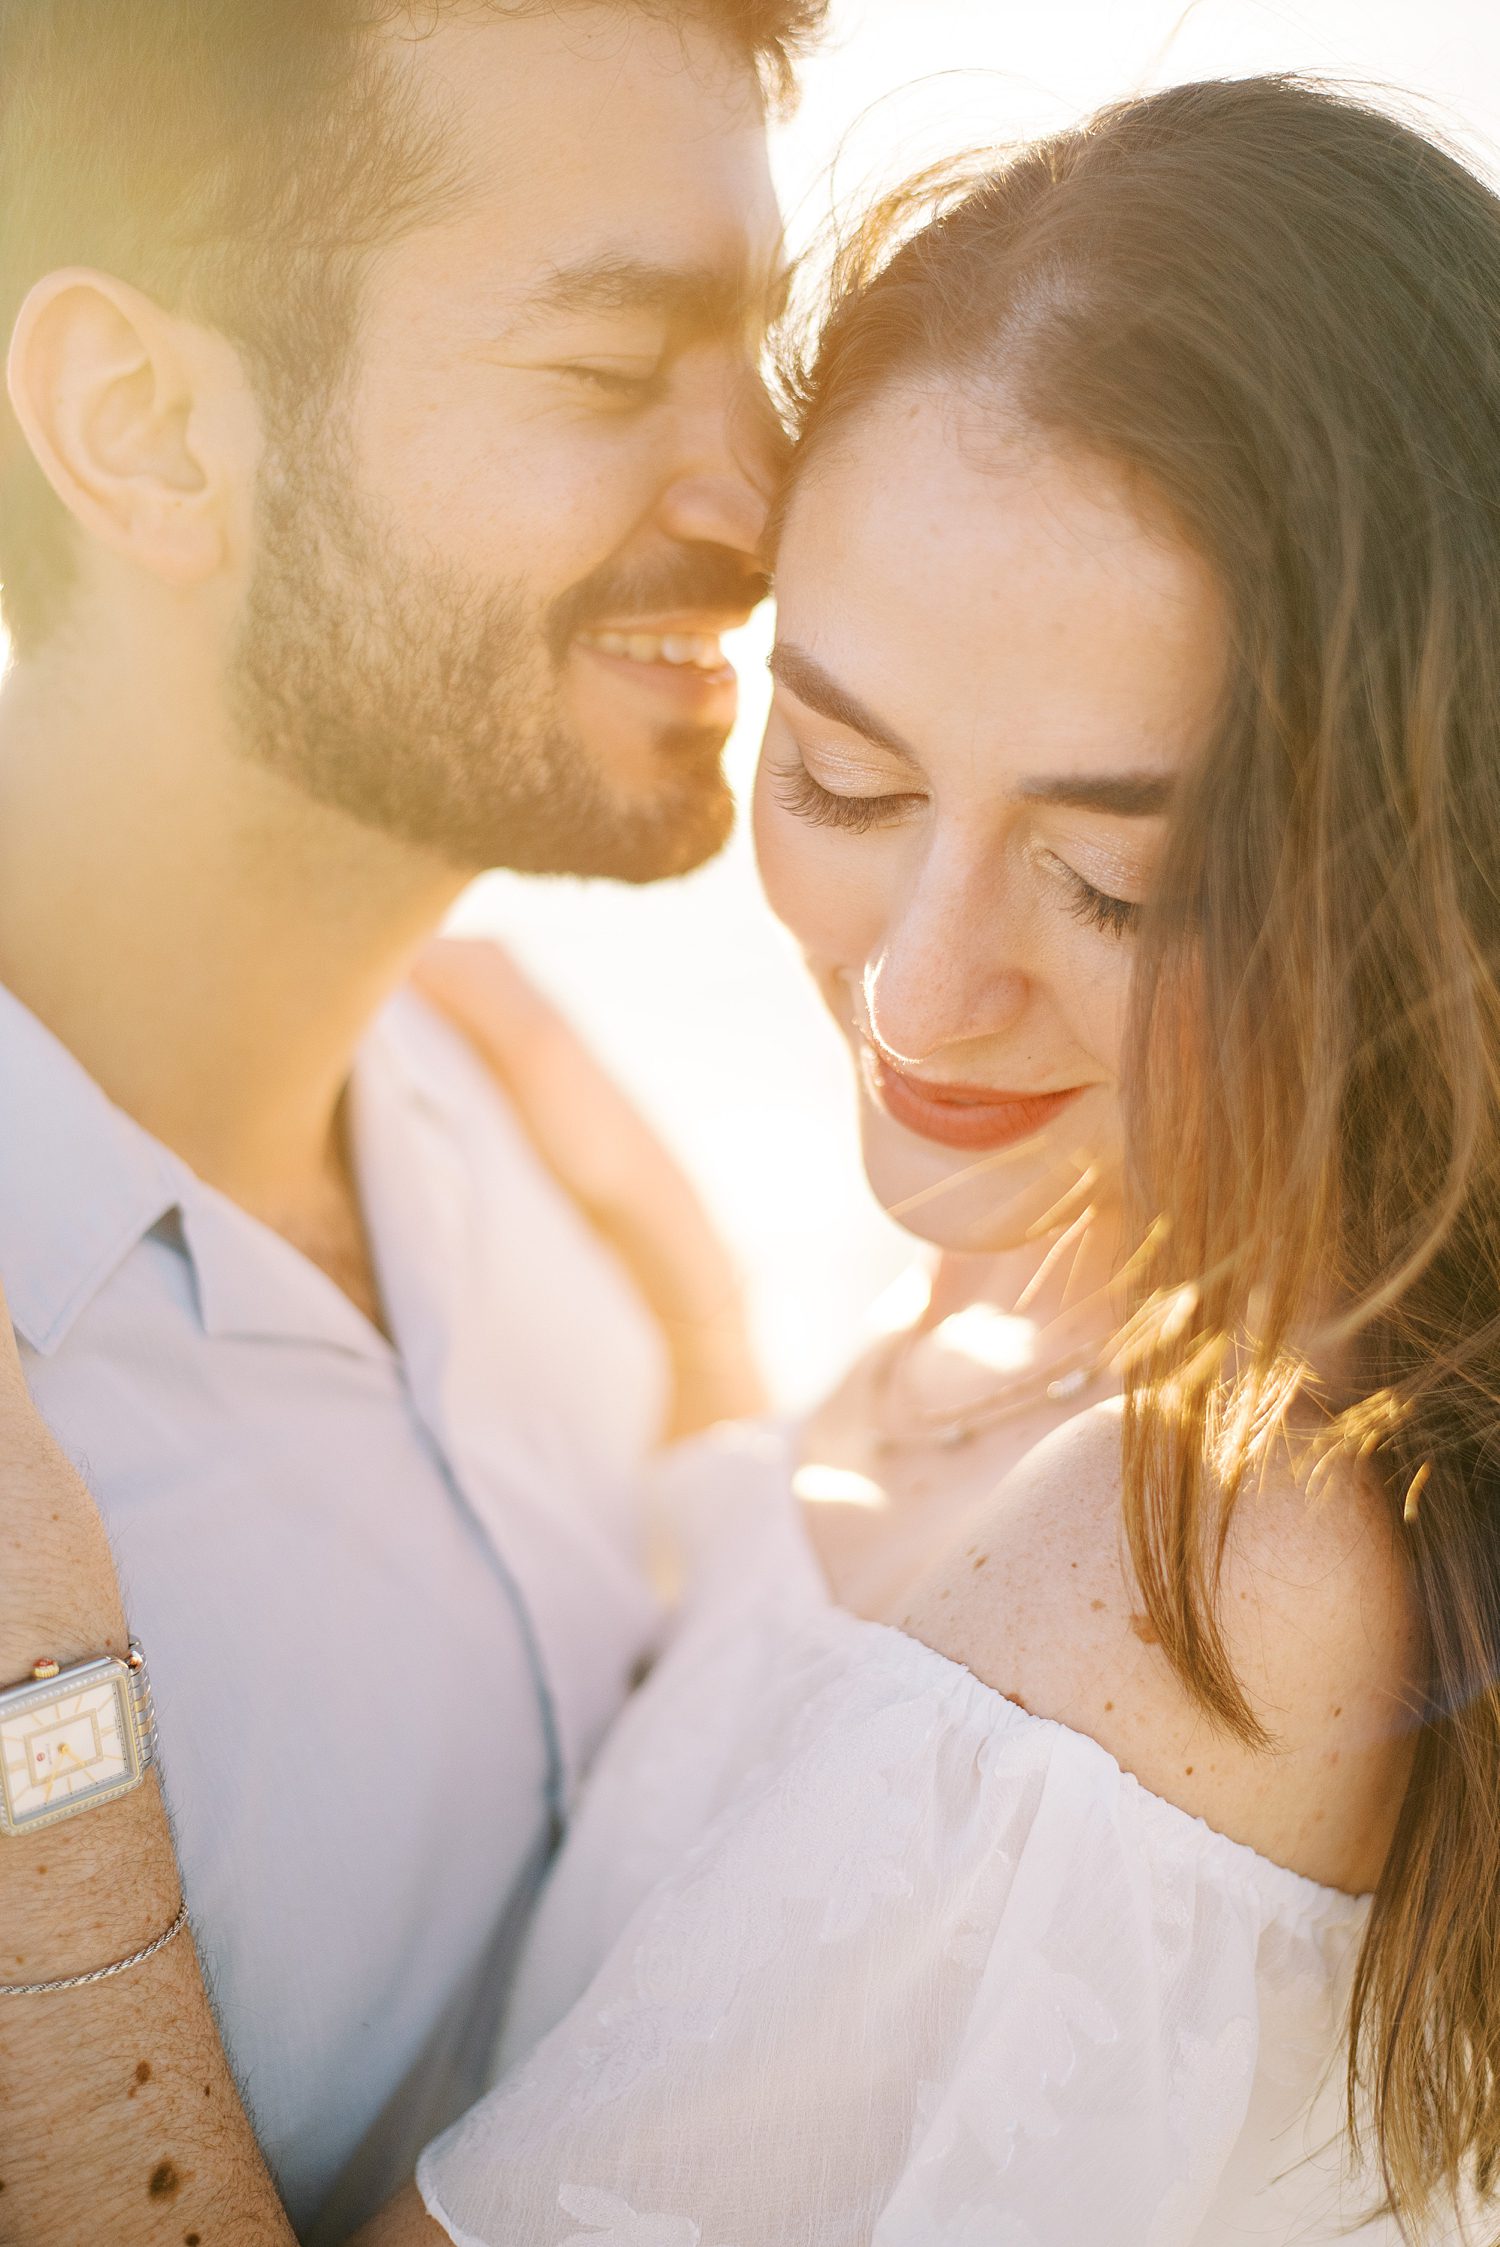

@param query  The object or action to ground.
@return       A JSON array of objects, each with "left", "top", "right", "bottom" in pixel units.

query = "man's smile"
[{"left": 573, "top": 610, "right": 746, "bottom": 710}]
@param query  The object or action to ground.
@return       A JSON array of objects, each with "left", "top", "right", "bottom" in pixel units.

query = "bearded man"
[{"left": 0, "top": 2, "right": 820, "bottom": 2236}]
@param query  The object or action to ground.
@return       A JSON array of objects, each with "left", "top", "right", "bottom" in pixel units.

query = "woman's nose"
[{"left": 862, "top": 856, "right": 1032, "bottom": 1069}]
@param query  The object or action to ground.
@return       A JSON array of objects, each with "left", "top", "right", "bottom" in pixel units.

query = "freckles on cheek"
[
  {"left": 1073, "top": 951, "right": 1135, "bottom": 1082},
  {"left": 753, "top": 800, "right": 883, "bottom": 965}
]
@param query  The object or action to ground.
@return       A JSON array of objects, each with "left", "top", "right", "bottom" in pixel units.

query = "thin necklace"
[{"left": 869, "top": 1317, "right": 1113, "bottom": 1459}]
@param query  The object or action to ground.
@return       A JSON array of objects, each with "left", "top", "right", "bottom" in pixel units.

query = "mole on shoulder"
[
  {"left": 972, "top": 1552, "right": 989, "bottom": 1571},
  {"left": 185, "top": 2233, "right": 202, "bottom": 2245},
  {"left": 148, "top": 2160, "right": 182, "bottom": 2203},
  {"left": 1129, "top": 1612, "right": 1161, "bottom": 1646},
  {"left": 135, "top": 2061, "right": 152, "bottom": 2085}
]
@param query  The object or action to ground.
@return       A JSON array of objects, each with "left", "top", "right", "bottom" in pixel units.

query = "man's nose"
[{"left": 655, "top": 364, "right": 787, "bottom": 562}]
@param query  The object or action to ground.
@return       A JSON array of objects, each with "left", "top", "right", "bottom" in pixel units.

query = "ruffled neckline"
[{"left": 714, "top": 1417, "right": 1379, "bottom": 1929}]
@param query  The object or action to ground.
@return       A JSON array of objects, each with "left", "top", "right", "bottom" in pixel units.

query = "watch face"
[{"left": 1, "top": 1675, "right": 137, "bottom": 1829}]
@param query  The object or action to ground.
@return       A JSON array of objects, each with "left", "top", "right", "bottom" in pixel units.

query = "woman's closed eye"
[
  {"left": 768, "top": 737, "right": 1145, "bottom": 934},
  {"left": 769, "top": 753, "right": 925, "bottom": 836},
  {"left": 1042, "top": 850, "right": 1142, "bottom": 939}
]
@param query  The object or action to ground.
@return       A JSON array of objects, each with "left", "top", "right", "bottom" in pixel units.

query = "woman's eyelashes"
[
  {"left": 769, "top": 756, "right": 922, "bottom": 835},
  {"left": 1052, "top": 858, "right": 1142, "bottom": 939},
  {"left": 772, "top": 750, "right": 1144, "bottom": 938}
]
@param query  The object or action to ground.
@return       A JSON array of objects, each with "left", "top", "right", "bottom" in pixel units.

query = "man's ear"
[{"left": 5, "top": 268, "right": 246, "bottom": 589}]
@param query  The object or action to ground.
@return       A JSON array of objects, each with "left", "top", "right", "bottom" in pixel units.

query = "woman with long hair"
[{"left": 3, "top": 69, "right": 1498, "bottom": 2246}]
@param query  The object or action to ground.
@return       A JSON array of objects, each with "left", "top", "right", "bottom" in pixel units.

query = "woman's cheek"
[
  {"left": 751, "top": 783, "right": 888, "bottom": 968},
  {"left": 1055, "top": 927, "right": 1134, "bottom": 1085}
]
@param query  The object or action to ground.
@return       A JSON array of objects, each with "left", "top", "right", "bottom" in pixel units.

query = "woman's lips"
[{"left": 866, "top": 1051, "right": 1085, "bottom": 1151}]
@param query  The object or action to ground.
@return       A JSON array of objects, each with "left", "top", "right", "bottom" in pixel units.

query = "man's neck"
[{"left": 0, "top": 650, "right": 466, "bottom": 1216}]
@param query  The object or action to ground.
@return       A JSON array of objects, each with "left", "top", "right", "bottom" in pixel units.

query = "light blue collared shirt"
[{"left": 0, "top": 982, "right": 666, "bottom": 2237}]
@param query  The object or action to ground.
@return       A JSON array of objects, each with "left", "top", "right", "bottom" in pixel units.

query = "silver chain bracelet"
[{"left": 0, "top": 1901, "right": 189, "bottom": 1997}]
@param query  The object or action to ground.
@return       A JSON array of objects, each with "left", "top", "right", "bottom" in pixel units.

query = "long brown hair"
[{"left": 780, "top": 76, "right": 1500, "bottom": 2237}]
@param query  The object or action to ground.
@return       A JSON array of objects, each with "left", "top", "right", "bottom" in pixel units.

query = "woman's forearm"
[{"left": 0, "top": 1306, "right": 297, "bottom": 2246}]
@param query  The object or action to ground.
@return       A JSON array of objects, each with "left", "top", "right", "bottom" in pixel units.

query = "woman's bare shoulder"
[{"left": 896, "top": 1400, "right": 1423, "bottom": 1893}]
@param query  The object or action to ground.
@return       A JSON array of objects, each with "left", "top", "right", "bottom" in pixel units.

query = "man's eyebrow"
[
  {"left": 515, "top": 252, "right": 777, "bottom": 336},
  {"left": 1018, "top": 773, "right": 1174, "bottom": 816},
  {"left": 768, "top": 644, "right": 919, "bottom": 764}
]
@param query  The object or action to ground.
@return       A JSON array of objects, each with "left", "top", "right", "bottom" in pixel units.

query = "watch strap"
[{"left": 124, "top": 1642, "right": 160, "bottom": 1774}]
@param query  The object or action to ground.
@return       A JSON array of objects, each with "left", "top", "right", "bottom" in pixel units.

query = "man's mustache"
[{"left": 547, "top": 551, "right": 772, "bottom": 664}]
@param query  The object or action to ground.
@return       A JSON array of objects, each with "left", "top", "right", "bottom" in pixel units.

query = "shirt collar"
[
  {"left": 0, "top": 982, "right": 185, "bottom": 1356},
  {"left": 0, "top": 980, "right": 404, "bottom": 1365},
  {"left": 170, "top": 1014, "right": 420, "bottom": 1365}
]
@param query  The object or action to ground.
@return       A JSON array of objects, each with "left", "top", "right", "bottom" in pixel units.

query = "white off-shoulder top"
[{"left": 418, "top": 1422, "right": 1463, "bottom": 2246}]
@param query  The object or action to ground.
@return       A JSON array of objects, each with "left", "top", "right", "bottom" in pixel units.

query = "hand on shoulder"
[
  {"left": 897, "top": 1398, "right": 1422, "bottom": 1894},
  {"left": 412, "top": 938, "right": 767, "bottom": 1440}
]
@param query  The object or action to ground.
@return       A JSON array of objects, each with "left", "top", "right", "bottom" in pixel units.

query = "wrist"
[
  {"left": 0, "top": 1547, "right": 130, "bottom": 1691},
  {"left": 0, "top": 1770, "right": 183, "bottom": 1980},
  {"left": 0, "top": 1630, "right": 179, "bottom": 1984}
]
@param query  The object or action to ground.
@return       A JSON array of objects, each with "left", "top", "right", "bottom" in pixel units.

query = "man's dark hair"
[{"left": 0, "top": 0, "right": 825, "bottom": 650}]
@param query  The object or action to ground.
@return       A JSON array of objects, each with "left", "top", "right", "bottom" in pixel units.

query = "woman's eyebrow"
[
  {"left": 768, "top": 644, "right": 919, "bottom": 764},
  {"left": 1019, "top": 773, "right": 1175, "bottom": 815},
  {"left": 771, "top": 645, "right": 1175, "bottom": 813}
]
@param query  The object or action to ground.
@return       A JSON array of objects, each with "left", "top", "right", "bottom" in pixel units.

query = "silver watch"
[{"left": 0, "top": 1641, "right": 158, "bottom": 1835}]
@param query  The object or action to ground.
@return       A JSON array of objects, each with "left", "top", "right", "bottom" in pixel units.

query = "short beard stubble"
[{"left": 229, "top": 394, "right": 749, "bottom": 883}]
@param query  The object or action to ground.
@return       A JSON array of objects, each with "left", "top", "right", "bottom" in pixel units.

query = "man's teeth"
[{"left": 582, "top": 630, "right": 726, "bottom": 671}]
